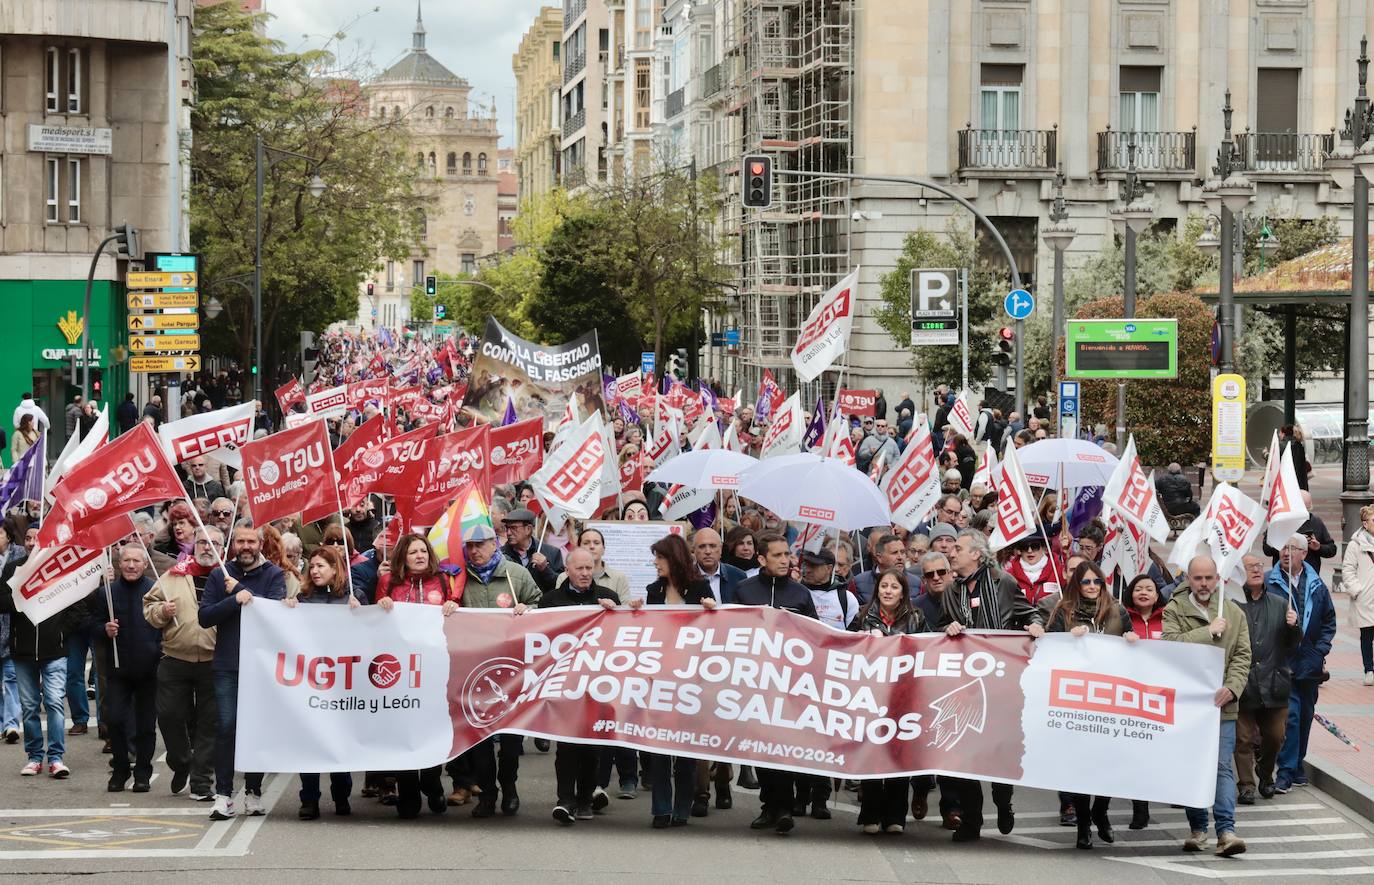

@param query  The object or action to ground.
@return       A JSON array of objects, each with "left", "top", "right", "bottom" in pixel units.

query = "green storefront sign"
[{"left": 1065, "top": 318, "right": 1178, "bottom": 379}]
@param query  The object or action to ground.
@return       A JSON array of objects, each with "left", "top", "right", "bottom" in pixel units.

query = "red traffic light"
[
  {"left": 750, "top": 161, "right": 765, "bottom": 175},
  {"left": 998, "top": 326, "right": 1015, "bottom": 340}
]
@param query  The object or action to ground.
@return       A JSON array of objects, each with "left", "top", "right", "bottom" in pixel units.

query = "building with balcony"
[
  {"left": 688, "top": 1, "right": 1374, "bottom": 402},
  {"left": 0, "top": 0, "right": 196, "bottom": 461},
  {"left": 513, "top": 6, "right": 563, "bottom": 201},
  {"left": 356, "top": 7, "right": 500, "bottom": 330},
  {"left": 559, "top": 0, "right": 612, "bottom": 190}
]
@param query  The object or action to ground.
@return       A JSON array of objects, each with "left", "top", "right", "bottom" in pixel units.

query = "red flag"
[
  {"left": 347, "top": 378, "right": 389, "bottom": 411},
  {"left": 395, "top": 425, "right": 492, "bottom": 529},
  {"left": 275, "top": 377, "right": 306, "bottom": 413},
  {"left": 240, "top": 421, "right": 337, "bottom": 526},
  {"left": 39, "top": 423, "right": 183, "bottom": 548},
  {"left": 489, "top": 417, "right": 544, "bottom": 485},
  {"left": 389, "top": 384, "right": 424, "bottom": 412},
  {"left": 352, "top": 423, "right": 438, "bottom": 499},
  {"left": 302, "top": 414, "right": 388, "bottom": 523}
]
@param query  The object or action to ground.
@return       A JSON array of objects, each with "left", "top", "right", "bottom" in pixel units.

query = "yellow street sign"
[
  {"left": 127, "top": 271, "right": 197, "bottom": 289},
  {"left": 128, "top": 292, "right": 198, "bottom": 309},
  {"left": 127, "top": 313, "right": 199, "bottom": 332},
  {"left": 1211, "top": 373, "right": 1247, "bottom": 483},
  {"left": 129, "top": 334, "right": 200, "bottom": 353},
  {"left": 130, "top": 355, "right": 200, "bottom": 373}
]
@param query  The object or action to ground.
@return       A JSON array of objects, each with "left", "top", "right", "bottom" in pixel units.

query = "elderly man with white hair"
[{"left": 1261, "top": 490, "right": 1337, "bottom": 572}]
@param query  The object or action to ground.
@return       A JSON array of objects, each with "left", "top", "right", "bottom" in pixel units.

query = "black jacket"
[
  {"left": 502, "top": 540, "right": 565, "bottom": 595},
  {"left": 938, "top": 566, "right": 1044, "bottom": 631},
  {"left": 183, "top": 476, "right": 225, "bottom": 502},
  {"left": 538, "top": 579, "right": 620, "bottom": 608},
  {"left": 1262, "top": 515, "right": 1337, "bottom": 571},
  {"left": 1237, "top": 588, "right": 1301, "bottom": 709},
  {"left": 644, "top": 577, "right": 712, "bottom": 606},
  {"left": 94, "top": 575, "right": 161, "bottom": 678},
  {"left": 731, "top": 573, "right": 818, "bottom": 619},
  {"left": 0, "top": 557, "right": 88, "bottom": 662},
  {"left": 116, "top": 399, "right": 140, "bottom": 433},
  {"left": 853, "top": 602, "right": 926, "bottom": 636},
  {"left": 347, "top": 516, "right": 381, "bottom": 554},
  {"left": 1155, "top": 472, "right": 1195, "bottom": 512}
]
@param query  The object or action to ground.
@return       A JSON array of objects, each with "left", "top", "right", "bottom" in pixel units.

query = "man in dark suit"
[
  {"left": 691, "top": 527, "right": 744, "bottom": 604},
  {"left": 500, "top": 508, "right": 565, "bottom": 594}
]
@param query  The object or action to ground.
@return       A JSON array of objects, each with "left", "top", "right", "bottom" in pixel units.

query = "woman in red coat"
[{"left": 1002, "top": 532, "right": 1065, "bottom": 606}]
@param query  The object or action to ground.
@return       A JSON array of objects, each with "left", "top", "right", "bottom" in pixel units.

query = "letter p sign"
[{"left": 910, "top": 269, "right": 957, "bottom": 318}]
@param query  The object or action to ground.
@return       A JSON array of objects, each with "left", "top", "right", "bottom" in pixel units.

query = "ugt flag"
[{"left": 240, "top": 420, "right": 338, "bottom": 527}]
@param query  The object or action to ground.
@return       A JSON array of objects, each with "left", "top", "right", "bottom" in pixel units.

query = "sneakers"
[
  {"left": 618, "top": 781, "right": 637, "bottom": 800},
  {"left": 1215, "top": 831, "right": 1247, "bottom": 857},
  {"left": 2, "top": 727, "right": 18, "bottom": 744},
  {"left": 170, "top": 769, "right": 189, "bottom": 796},
  {"left": 190, "top": 790, "right": 215, "bottom": 802},
  {"left": 1182, "top": 830, "right": 1208, "bottom": 852},
  {"left": 48, "top": 761, "right": 70, "bottom": 779},
  {"left": 861, "top": 823, "right": 880, "bottom": 834},
  {"left": 774, "top": 813, "right": 794, "bottom": 834},
  {"left": 1272, "top": 778, "right": 1292, "bottom": 794},
  {"left": 210, "top": 794, "right": 236, "bottom": 820},
  {"left": 243, "top": 791, "right": 265, "bottom": 816},
  {"left": 552, "top": 805, "right": 574, "bottom": 825},
  {"left": 575, "top": 805, "right": 594, "bottom": 820},
  {"left": 20, "top": 760, "right": 41, "bottom": 777},
  {"left": 1258, "top": 781, "right": 1275, "bottom": 800},
  {"left": 590, "top": 786, "right": 610, "bottom": 811},
  {"left": 884, "top": 824, "right": 904, "bottom": 834},
  {"left": 1291, "top": 774, "right": 1310, "bottom": 787},
  {"left": 1364, "top": 671, "right": 1373, "bottom": 686}
]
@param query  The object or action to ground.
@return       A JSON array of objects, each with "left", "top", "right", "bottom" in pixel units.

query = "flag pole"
[
  {"left": 101, "top": 560, "right": 120, "bottom": 669},
  {"left": 135, "top": 533, "right": 177, "bottom": 629},
  {"left": 335, "top": 484, "right": 358, "bottom": 602}
]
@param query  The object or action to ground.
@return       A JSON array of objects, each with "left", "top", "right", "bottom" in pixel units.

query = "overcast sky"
[{"left": 264, "top": 0, "right": 554, "bottom": 146}]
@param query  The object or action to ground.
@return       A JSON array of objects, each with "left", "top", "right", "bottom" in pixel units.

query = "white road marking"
[{"left": 1108, "top": 857, "right": 1374, "bottom": 879}]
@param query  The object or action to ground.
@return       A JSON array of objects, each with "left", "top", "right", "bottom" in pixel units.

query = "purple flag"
[
  {"left": 1067, "top": 485, "right": 1104, "bottom": 536},
  {"left": 618, "top": 400, "right": 640, "bottom": 426},
  {"left": 698, "top": 382, "right": 718, "bottom": 416},
  {"left": 687, "top": 501, "right": 717, "bottom": 531},
  {"left": 500, "top": 396, "right": 518, "bottom": 427},
  {"left": 802, "top": 396, "right": 827, "bottom": 451},
  {"left": 602, "top": 373, "right": 618, "bottom": 405},
  {"left": 0, "top": 431, "right": 44, "bottom": 511}
]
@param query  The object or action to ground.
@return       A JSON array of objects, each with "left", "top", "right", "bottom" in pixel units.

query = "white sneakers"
[
  {"left": 1363, "top": 671, "right": 1373, "bottom": 686},
  {"left": 243, "top": 792, "right": 265, "bottom": 816},
  {"left": 20, "top": 761, "right": 41, "bottom": 777},
  {"left": 209, "top": 794, "right": 236, "bottom": 820}
]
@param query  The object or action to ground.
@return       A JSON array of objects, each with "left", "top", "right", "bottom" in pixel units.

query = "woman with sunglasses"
[
  {"left": 851, "top": 568, "right": 927, "bottom": 835},
  {"left": 321, "top": 524, "right": 368, "bottom": 567},
  {"left": 283, "top": 545, "right": 363, "bottom": 819},
  {"left": 1045, "top": 561, "right": 1138, "bottom": 849},
  {"left": 1004, "top": 531, "right": 1065, "bottom": 607}
]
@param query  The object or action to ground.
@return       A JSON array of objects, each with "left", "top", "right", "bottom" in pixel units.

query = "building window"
[
  {"left": 66, "top": 158, "right": 80, "bottom": 222},
  {"left": 425, "top": 106, "right": 434, "bottom": 117},
  {"left": 386, "top": 260, "right": 396, "bottom": 290},
  {"left": 45, "top": 157, "right": 59, "bottom": 222},
  {"left": 379, "top": 105, "right": 387, "bottom": 118},
  {"left": 393, "top": 105, "right": 400, "bottom": 118},
  {"left": 416, "top": 208, "right": 427, "bottom": 240},
  {"left": 478, "top": 153, "right": 488, "bottom": 175},
  {"left": 444, "top": 106, "right": 453, "bottom": 118},
  {"left": 1256, "top": 67, "right": 1301, "bottom": 165},
  {"left": 461, "top": 253, "right": 476, "bottom": 275},
  {"left": 462, "top": 152, "right": 472, "bottom": 174},
  {"left": 553, "top": 40, "right": 560, "bottom": 60},
  {"left": 635, "top": 59, "right": 651, "bottom": 129},
  {"left": 979, "top": 64, "right": 1023, "bottom": 133},
  {"left": 446, "top": 151, "right": 457, "bottom": 174},
  {"left": 45, "top": 47, "right": 59, "bottom": 112},
  {"left": 412, "top": 260, "right": 425, "bottom": 286},
  {"left": 427, "top": 151, "right": 436, "bottom": 172},
  {"left": 66, "top": 48, "right": 81, "bottom": 112},
  {"left": 1119, "top": 66, "right": 1161, "bottom": 134}
]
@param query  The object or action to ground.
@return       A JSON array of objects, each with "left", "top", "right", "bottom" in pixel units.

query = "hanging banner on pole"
[{"left": 466, "top": 318, "right": 604, "bottom": 428}]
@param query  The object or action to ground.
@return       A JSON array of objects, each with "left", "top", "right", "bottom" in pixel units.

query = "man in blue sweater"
[
  {"left": 98, "top": 546, "right": 159, "bottom": 793},
  {"left": 198, "top": 523, "right": 286, "bottom": 821}
]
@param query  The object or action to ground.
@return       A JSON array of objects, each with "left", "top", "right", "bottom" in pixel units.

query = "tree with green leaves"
[
  {"left": 191, "top": 2, "right": 416, "bottom": 392},
  {"left": 872, "top": 226, "right": 1009, "bottom": 390}
]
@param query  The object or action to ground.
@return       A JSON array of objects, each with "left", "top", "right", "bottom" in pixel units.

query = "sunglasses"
[
  {"left": 923, "top": 568, "right": 949, "bottom": 579},
  {"left": 1080, "top": 577, "right": 1105, "bottom": 586},
  {"left": 212, "top": 509, "right": 233, "bottom": 517},
  {"left": 326, "top": 539, "right": 345, "bottom": 546}
]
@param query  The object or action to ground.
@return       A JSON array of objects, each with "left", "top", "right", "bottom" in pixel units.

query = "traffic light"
[
  {"left": 673, "top": 347, "right": 689, "bottom": 381},
  {"left": 993, "top": 326, "right": 1014, "bottom": 367},
  {"left": 366, "top": 282, "right": 375, "bottom": 298},
  {"left": 91, "top": 370, "right": 103, "bottom": 399},
  {"left": 113, "top": 223, "right": 142, "bottom": 261},
  {"left": 433, "top": 303, "right": 447, "bottom": 322},
  {"left": 742, "top": 155, "right": 772, "bottom": 209},
  {"left": 425, "top": 275, "right": 437, "bottom": 296}
]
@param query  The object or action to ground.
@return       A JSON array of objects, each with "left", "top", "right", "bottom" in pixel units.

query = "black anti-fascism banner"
[{"left": 465, "top": 318, "right": 603, "bottom": 427}]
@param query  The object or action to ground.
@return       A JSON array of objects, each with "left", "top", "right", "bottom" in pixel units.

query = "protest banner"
[
  {"left": 836, "top": 389, "right": 877, "bottom": 417},
  {"left": 466, "top": 317, "right": 604, "bottom": 427},
  {"left": 238, "top": 606, "right": 1223, "bottom": 808}
]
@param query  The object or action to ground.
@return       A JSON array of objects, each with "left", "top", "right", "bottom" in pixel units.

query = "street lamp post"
[
  {"left": 1205, "top": 91, "right": 1254, "bottom": 375},
  {"left": 1041, "top": 169, "right": 1076, "bottom": 418},
  {"left": 254, "top": 134, "right": 325, "bottom": 403},
  {"left": 1340, "top": 36, "right": 1374, "bottom": 543},
  {"left": 1112, "top": 138, "right": 1153, "bottom": 451}
]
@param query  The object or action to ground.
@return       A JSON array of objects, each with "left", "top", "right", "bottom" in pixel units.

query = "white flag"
[
  {"left": 595, "top": 412, "right": 621, "bottom": 501},
  {"left": 948, "top": 390, "right": 976, "bottom": 438},
  {"left": 722, "top": 420, "right": 746, "bottom": 453},
  {"left": 1102, "top": 510, "right": 1149, "bottom": 584},
  {"left": 973, "top": 445, "right": 997, "bottom": 491},
  {"left": 659, "top": 481, "right": 715, "bottom": 520},
  {"left": 881, "top": 418, "right": 942, "bottom": 531},
  {"left": 305, "top": 384, "right": 349, "bottom": 421},
  {"left": 158, "top": 402, "right": 256, "bottom": 471},
  {"left": 1203, "top": 484, "right": 1267, "bottom": 582},
  {"left": 551, "top": 397, "right": 581, "bottom": 451},
  {"left": 1103, "top": 435, "right": 1171, "bottom": 543},
  {"left": 1261, "top": 432, "right": 1310, "bottom": 549},
  {"left": 45, "top": 405, "right": 108, "bottom": 501},
  {"left": 759, "top": 392, "right": 804, "bottom": 460},
  {"left": 529, "top": 415, "right": 606, "bottom": 519},
  {"left": 989, "top": 438, "right": 1038, "bottom": 551},
  {"left": 10, "top": 545, "right": 108, "bottom": 626},
  {"left": 791, "top": 268, "right": 858, "bottom": 382}
]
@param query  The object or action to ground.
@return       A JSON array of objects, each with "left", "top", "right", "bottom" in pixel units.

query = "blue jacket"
[
  {"left": 703, "top": 562, "right": 747, "bottom": 604},
  {"left": 93, "top": 575, "right": 161, "bottom": 678},
  {"left": 198, "top": 558, "right": 287, "bottom": 672},
  {"left": 1264, "top": 562, "right": 1336, "bottom": 682},
  {"left": 350, "top": 552, "right": 382, "bottom": 604}
]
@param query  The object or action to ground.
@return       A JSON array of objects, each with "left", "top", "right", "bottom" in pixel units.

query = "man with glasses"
[
  {"left": 1266, "top": 535, "right": 1336, "bottom": 795},
  {"left": 935, "top": 495, "right": 965, "bottom": 527},
  {"left": 182, "top": 458, "right": 225, "bottom": 503},
  {"left": 911, "top": 551, "right": 962, "bottom": 830},
  {"left": 857, "top": 419, "right": 899, "bottom": 476},
  {"left": 207, "top": 498, "right": 236, "bottom": 536}
]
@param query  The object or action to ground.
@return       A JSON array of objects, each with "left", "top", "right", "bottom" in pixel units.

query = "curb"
[{"left": 1305, "top": 753, "right": 1374, "bottom": 823}]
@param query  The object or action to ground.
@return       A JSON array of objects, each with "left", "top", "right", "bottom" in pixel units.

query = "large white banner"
[{"left": 237, "top": 602, "right": 452, "bottom": 772}]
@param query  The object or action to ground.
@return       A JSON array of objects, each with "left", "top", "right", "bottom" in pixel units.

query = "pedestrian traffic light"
[
  {"left": 425, "top": 275, "right": 437, "bottom": 296},
  {"left": 742, "top": 155, "right": 772, "bottom": 209},
  {"left": 113, "top": 223, "right": 142, "bottom": 261},
  {"left": 433, "top": 303, "right": 447, "bottom": 322},
  {"left": 366, "top": 282, "right": 375, "bottom": 298},
  {"left": 993, "top": 326, "right": 1014, "bottom": 367}
]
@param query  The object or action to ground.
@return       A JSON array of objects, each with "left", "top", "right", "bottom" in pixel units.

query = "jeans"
[
  {"left": 65, "top": 633, "right": 94, "bottom": 725},
  {"left": 1235, "top": 706, "right": 1287, "bottom": 791},
  {"left": 213, "top": 670, "right": 262, "bottom": 798},
  {"left": 1277, "top": 681, "right": 1319, "bottom": 782},
  {"left": 1186, "top": 718, "right": 1238, "bottom": 836},
  {"left": 14, "top": 657, "right": 67, "bottom": 763},
  {"left": 157, "top": 658, "right": 217, "bottom": 795},
  {"left": 1, "top": 657, "right": 20, "bottom": 732},
  {"left": 649, "top": 754, "right": 695, "bottom": 820},
  {"left": 1360, "top": 626, "right": 1373, "bottom": 674},
  {"left": 106, "top": 671, "right": 158, "bottom": 782},
  {"left": 299, "top": 772, "right": 353, "bottom": 804},
  {"left": 598, "top": 746, "right": 638, "bottom": 791}
]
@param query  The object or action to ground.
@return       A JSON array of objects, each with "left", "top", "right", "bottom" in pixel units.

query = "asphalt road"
[{"left": 2, "top": 726, "right": 1372, "bottom": 885}]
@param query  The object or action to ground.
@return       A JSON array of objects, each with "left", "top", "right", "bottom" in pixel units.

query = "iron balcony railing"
[
  {"left": 563, "top": 52, "right": 586, "bottom": 86},
  {"left": 1097, "top": 128, "right": 1196, "bottom": 173},
  {"left": 702, "top": 63, "right": 722, "bottom": 99},
  {"left": 958, "top": 127, "right": 1058, "bottom": 171},
  {"left": 665, "top": 87, "right": 686, "bottom": 118},
  {"left": 562, "top": 106, "right": 586, "bottom": 139},
  {"left": 563, "top": 0, "right": 585, "bottom": 29},
  {"left": 562, "top": 164, "right": 586, "bottom": 190},
  {"left": 1233, "top": 131, "right": 1335, "bottom": 173}
]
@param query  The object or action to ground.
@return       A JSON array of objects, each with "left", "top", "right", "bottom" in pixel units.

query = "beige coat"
[
  {"left": 142, "top": 573, "right": 216, "bottom": 663},
  {"left": 1342, "top": 529, "right": 1374, "bottom": 628}
]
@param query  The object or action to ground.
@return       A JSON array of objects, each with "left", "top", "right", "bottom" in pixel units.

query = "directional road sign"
[
  {"left": 1004, "top": 288, "right": 1035, "bottom": 320},
  {"left": 130, "top": 355, "right": 200, "bottom": 373},
  {"left": 129, "top": 292, "right": 198, "bottom": 310},
  {"left": 127, "top": 271, "right": 197, "bottom": 289},
  {"left": 127, "top": 313, "right": 199, "bottom": 332},
  {"left": 130, "top": 334, "right": 200, "bottom": 353}
]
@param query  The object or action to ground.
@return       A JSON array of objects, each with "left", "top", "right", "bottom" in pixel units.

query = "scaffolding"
[{"left": 722, "top": 0, "right": 853, "bottom": 399}]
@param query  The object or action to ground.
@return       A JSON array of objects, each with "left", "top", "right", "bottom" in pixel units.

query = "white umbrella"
[
  {"left": 1016, "top": 438, "right": 1119, "bottom": 490},
  {"left": 646, "top": 448, "right": 758, "bottom": 490},
  {"left": 738, "top": 452, "right": 891, "bottom": 530}
]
